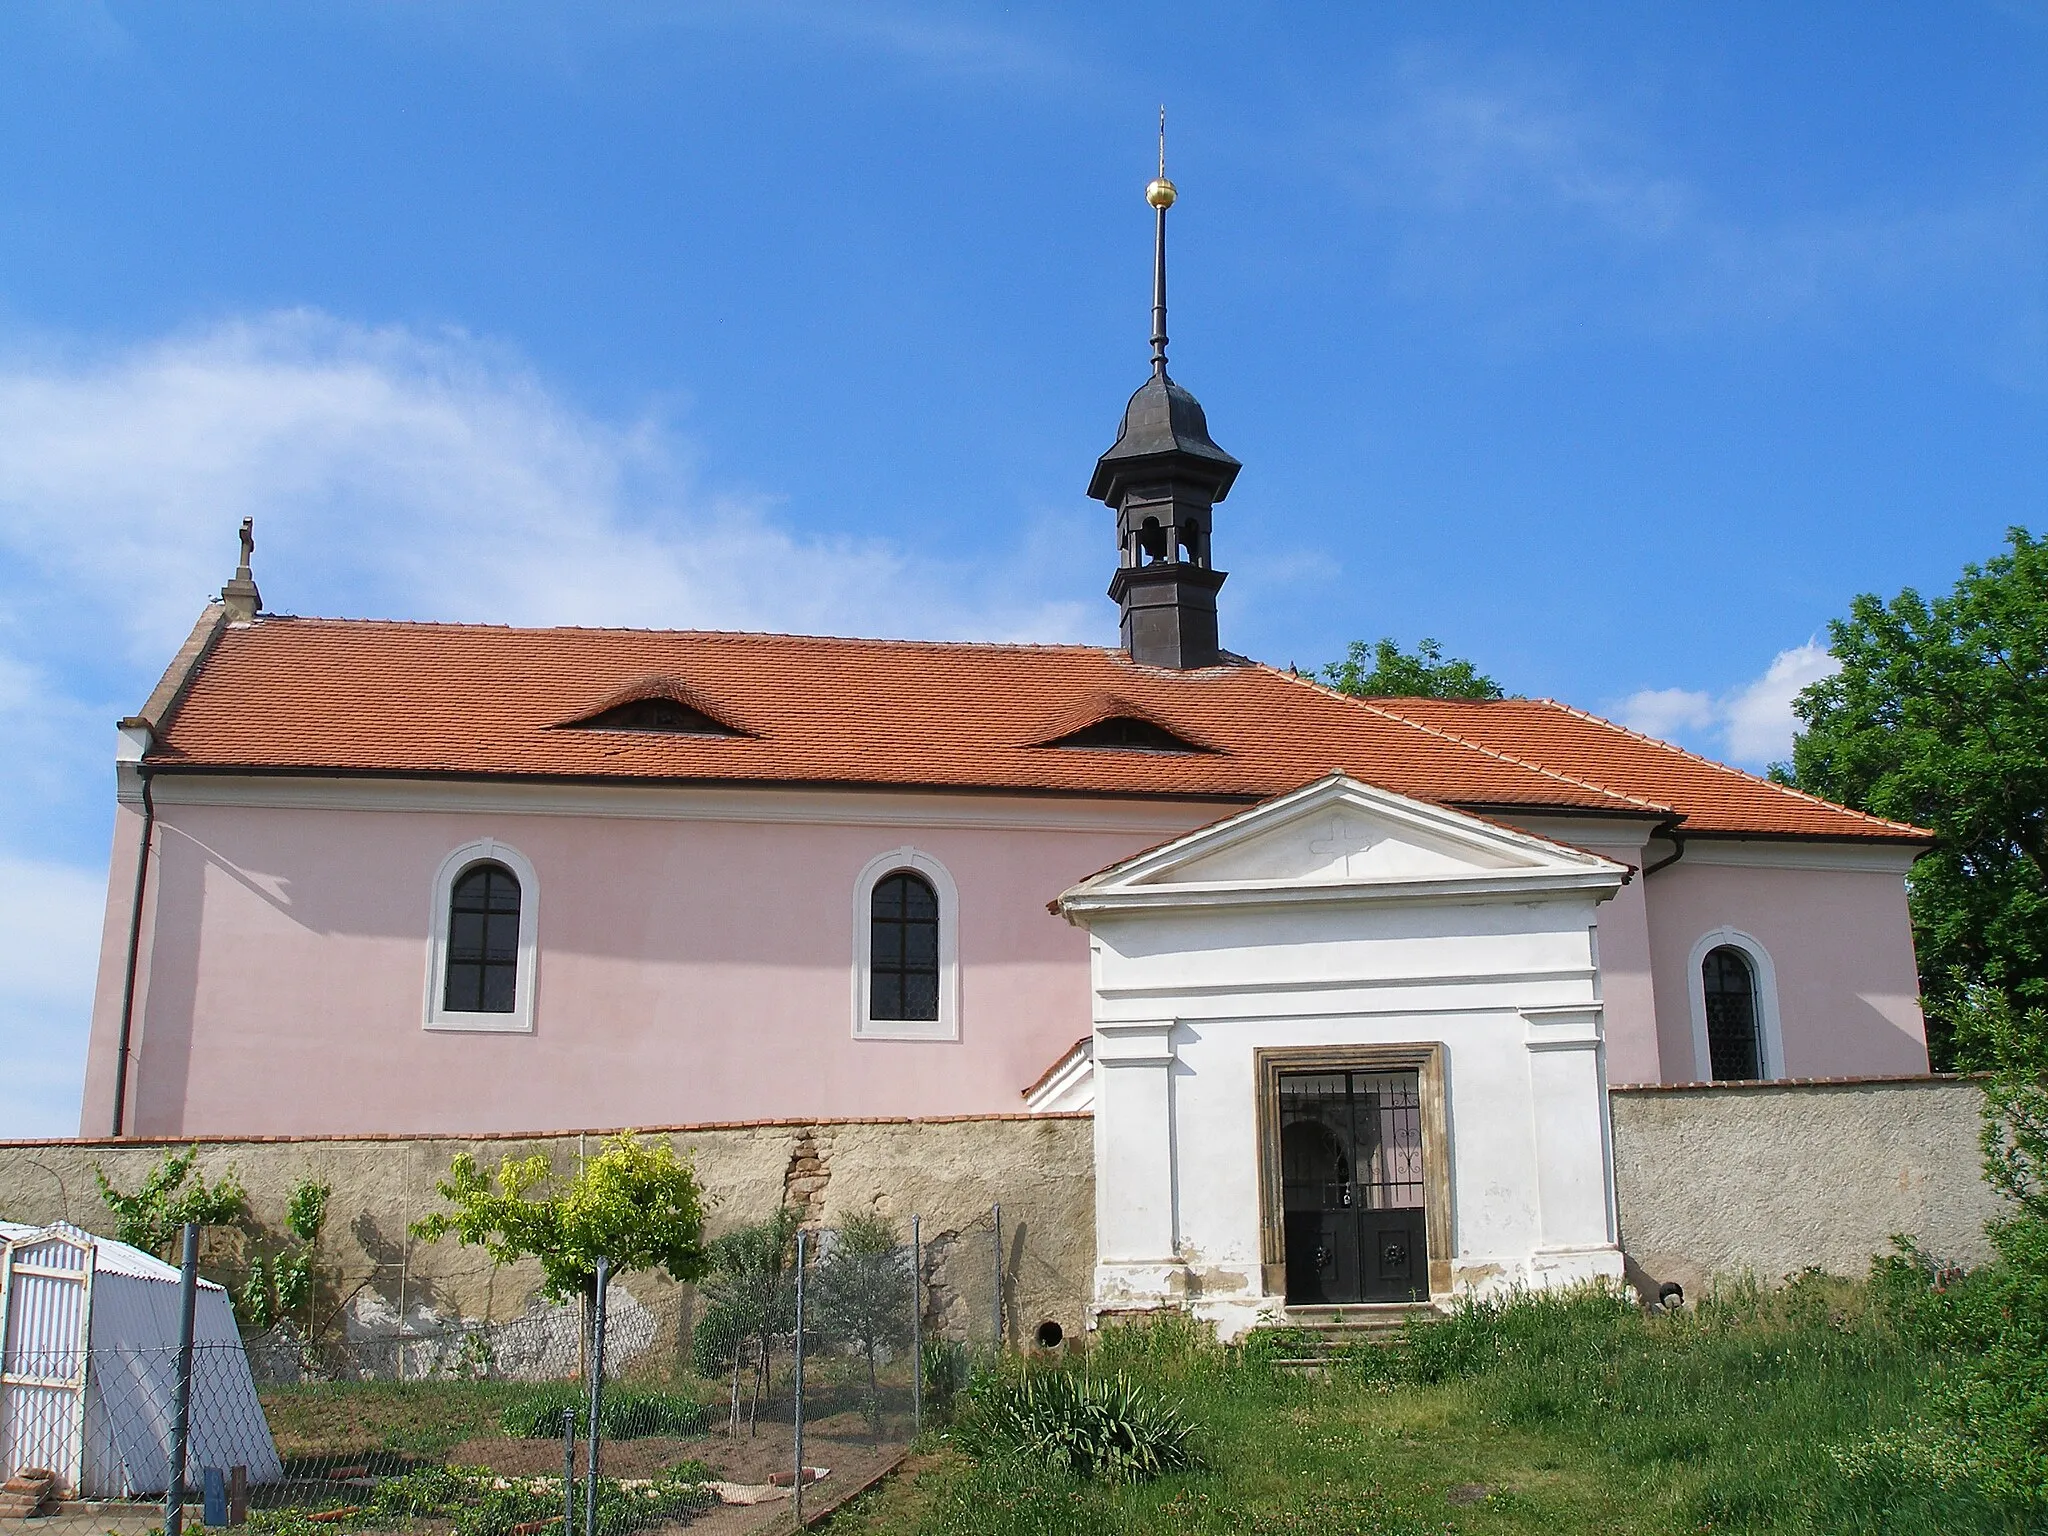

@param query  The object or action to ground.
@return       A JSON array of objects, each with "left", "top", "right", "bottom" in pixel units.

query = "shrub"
[
  {"left": 921, "top": 1338, "right": 970, "bottom": 1418},
  {"left": 1862, "top": 1055, "right": 2048, "bottom": 1513},
  {"left": 498, "top": 1386, "right": 708, "bottom": 1440},
  {"left": 955, "top": 1369, "right": 1200, "bottom": 1483}
]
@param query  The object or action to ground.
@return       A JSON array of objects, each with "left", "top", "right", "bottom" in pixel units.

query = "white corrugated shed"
[{"left": 0, "top": 1222, "right": 283, "bottom": 1498}]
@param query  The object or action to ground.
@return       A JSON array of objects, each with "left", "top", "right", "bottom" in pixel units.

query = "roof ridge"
[
  {"left": 1527, "top": 697, "right": 1930, "bottom": 838},
  {"left": 1260, "top": 667, "right": 1675, "bottom": 816},
  {"left": 245, "top": 614, "right": 1123, "bottom": 654}
]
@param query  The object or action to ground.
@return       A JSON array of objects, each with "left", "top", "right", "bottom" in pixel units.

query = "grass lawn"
[
  {"left": 260, "top": 1380, "right": 555, "bottom": 1461},
  {"left": 825, "top": 1280, "right": 2036, "bottom": 1535}
]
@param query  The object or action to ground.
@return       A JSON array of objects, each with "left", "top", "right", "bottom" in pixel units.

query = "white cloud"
[
  {"left": 0, "top": 854, "right": 104, "bottom": 1139},
  {"left": 0, "top": 309, "right": 1098, "bottom": 1136},
  {"left": 1722, "top": 641, "right": 1840, "bottom": 765},
  {"left": 1608, "top": 686, "right": 1715, "bottom": 743},
  {"left": 0, "top": 311, "right": 1093, "bottom": 664},
  {"left": 1613, "top": 640, "right": 1839, "bottom": 769}
]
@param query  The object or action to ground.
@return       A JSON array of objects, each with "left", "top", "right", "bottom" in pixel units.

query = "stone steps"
[{"left": 1258, "top": 1304, "right": 1439, "bottom": 1369}]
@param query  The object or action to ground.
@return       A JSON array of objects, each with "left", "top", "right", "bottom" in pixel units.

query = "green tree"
[
  {"left": 411, "top": 1132, "right": 711, "bottom": 1306},
  {"left": 1783, "top": 528, "right": 2048, "bottom": 1068},
  {"left": 811, "top": 1212, "right": 913, "bottom": 1432},
  {"left": 94, "top": 1145, "right": 247, "bottom": 1259},
  {"left": 1322, "top": 638, "right": 1505, "bottom": 701},
  {"left": 692, "top": 1206, "right": 801, "bottom": 1435}
]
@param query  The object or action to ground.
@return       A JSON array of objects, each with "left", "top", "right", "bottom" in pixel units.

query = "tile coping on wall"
[
  {"left": 0, "top": 1109, "right": 1094, "bottom": 1151},
  {"left": 1612, "top": 1072, "right": 1983, "bottom": 1092}
]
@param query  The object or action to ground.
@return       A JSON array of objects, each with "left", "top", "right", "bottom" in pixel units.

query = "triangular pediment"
[{"left": 1059, "top": 773, "right": 1626, "bottom": 917}]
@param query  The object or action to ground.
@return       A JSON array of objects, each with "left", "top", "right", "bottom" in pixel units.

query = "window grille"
[
  {"left": 445, "top": 862, "right": 521, "bottom": 1013},
  {"left": 1702, "top": 945, "right": 1762, "bottom": 1080},
  {"left": 1276, "top": 1069, "right": 1424, "bottom": 1210},
  {"left": 870, "top": 871, "right": 939, "bottom": 1022}
]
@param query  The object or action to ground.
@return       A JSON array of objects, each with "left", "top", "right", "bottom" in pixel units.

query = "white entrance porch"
[{"left": 1051, "top": 773, "right": 1631, "bottom": 1340}]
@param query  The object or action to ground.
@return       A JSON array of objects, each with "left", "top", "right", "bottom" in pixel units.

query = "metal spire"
[{"left": 1145, "top": 106, "right": 1177, "bottom": 377}]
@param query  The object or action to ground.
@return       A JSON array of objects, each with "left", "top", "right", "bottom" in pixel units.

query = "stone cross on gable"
[{"left": 1307, "top": 814, "right": 1376, "bottom": 876}]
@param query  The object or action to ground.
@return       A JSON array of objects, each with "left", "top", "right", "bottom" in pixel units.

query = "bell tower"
[{"left": 1088, "top": 115, "right": 1241, "bottom": 670}]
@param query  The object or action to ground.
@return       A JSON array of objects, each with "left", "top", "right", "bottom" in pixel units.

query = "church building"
[{"left": 79, "top": 166, "right": 1931, "bottom": 1337}]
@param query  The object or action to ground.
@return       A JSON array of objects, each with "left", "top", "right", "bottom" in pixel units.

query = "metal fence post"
[
  {"left": 165, "top": 1222, "right": 199, "bottom": 1536},
  {"left": 909, "top": 1215, "right": 922, "bottom": 1437},
  {"left": 792, "top": 1232, "right": 807, "bottom": 1529},
  {"left": 991, "top": 1203, "right": 1003, "bottom": 1352},
  {"left": 584, "top": 1257, "right": 608, "bottom": 1536},
  {"left": 560, "top": 1407, "right": 575, "bottom": 1536}
]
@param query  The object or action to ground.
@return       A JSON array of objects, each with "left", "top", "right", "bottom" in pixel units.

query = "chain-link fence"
[{"left": 4, "top": 1207, "right": 1029, "bottom": 1535}]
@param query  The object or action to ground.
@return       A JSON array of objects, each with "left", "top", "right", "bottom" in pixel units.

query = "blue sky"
[{"left": 0, "top": 3, "right": 2043, "bottom": 1134}]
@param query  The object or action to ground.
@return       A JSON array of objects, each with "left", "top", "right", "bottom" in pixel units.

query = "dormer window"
[
  {"left": 572, "top": 698, "right": 741, "bottom": 735},
  {"left": 1042, "top": 715, "right": 1210, "bottom": 754},
  {"left": 554, "top": 676, "right": 747, "bottom": 737}
]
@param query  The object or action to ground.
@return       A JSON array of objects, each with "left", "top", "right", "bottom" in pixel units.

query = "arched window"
[
  {"left": 445, "top": 862, "right": 522, "bottom": 1013},
  {"left": 425, "top": 839, "right": 540, "bottom": 1033},
  {"left": 1701, "top": 945, "right": 1761, "bottom": 1080},
  {"left": 870, "top": 872, "right": 939, "bottom": 1022},
  {"left": 851, "top": 847, "right": 960, "bottom": 1040}
]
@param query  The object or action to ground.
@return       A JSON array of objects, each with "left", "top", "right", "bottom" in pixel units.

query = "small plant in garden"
[
  {"left": 811, "top": 1211, "right": 914, "bottom": 1432},
  {"left": 94, "top": 1144, "right": 246, "bottom": 1258},
  {"left": 956, "top": 1368, "right": 1201, "bottom": 1482},
  {"left": 245, "top": 1461, "right": 717, "bottom": 1536}
]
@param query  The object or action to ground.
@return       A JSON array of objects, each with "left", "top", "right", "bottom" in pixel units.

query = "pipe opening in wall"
[{"left": 1035, "top": 1320, "right": 1065, "bottom": 1350}]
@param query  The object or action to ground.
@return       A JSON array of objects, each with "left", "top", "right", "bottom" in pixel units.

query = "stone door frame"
[{"left": 1254, "top": 1042, "right": 1453, "bottom": 1302}]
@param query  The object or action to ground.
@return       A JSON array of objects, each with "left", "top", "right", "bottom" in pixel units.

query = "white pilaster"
[
  {"left": 1522, "top": 1003, "right": 1625, "bottom": 1285},
  {"left": 1091, "top": 1018, "right": 1188, "bottom": 1312}
]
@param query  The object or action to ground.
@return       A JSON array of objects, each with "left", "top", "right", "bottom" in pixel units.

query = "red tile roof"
[{"left": 143, "top": 617, "right": 1927, "bottom": 842}]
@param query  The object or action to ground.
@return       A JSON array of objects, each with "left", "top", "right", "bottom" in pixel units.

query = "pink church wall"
[
  {"left": 1642, "top": 856, "right": 1928, "bottom": 1081},
  {"left": 79, "top": 785, "right": 1931, "bottom": 1138},
  {"left": 81, "top": 791, "right": 1215, "bottom": 1138},
  {"left": 1545, "top": 825, "right": 1661, "bottom": 1086}
]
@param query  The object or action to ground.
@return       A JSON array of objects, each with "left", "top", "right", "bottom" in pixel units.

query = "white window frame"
[
  {"left": 851, "top": 846, "right": 960, "bottom": 1041},
  {"left": 424, "top": 839, "right": 540, "bottom": 1034},
  {"left": 1686, "top": 926, "right": 1782, "bottom": 1081}
]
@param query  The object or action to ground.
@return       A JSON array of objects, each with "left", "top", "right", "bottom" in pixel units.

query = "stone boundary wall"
[
  {"left": 0, "top": 1114, "right": 1093, "bottom": 1355},
  {"left": 1611, "top": 1076, "right": 2007, "bottom": 1299},
  {"left": 0, "top": 1078, "right": 2010, "bottom": 1340}
]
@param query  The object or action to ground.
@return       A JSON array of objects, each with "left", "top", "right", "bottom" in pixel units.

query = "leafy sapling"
[
  {"left": 94, "top": 1145, "right": 247, "bottom": 1259},
  {"left": 811, "top": 1212, "right": 913, "bottom": 1434}
]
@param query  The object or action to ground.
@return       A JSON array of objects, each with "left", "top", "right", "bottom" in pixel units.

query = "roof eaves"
[
  {"left": 1529, "top": 698, "right": 1934, "bottom": 841},
  {"left": 139, "top": 761, "right": 1270, "bottom": 806}
]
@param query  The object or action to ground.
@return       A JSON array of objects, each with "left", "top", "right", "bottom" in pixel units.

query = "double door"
[{"left": 1279, "top": 1069, "right": 1427, "bottom": 1304}]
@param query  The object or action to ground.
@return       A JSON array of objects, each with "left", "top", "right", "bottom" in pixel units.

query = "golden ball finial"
[{"left": 1146, "top": 176, "right": 1177, "bottom": 209}]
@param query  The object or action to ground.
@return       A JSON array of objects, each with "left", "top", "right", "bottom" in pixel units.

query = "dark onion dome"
[{"left": 1087, "top": 370, "right": 1241, "bottom": 507}]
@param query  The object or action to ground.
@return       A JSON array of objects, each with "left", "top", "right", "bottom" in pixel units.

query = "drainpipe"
[
  {"left": 111, "top": 765, "right": 156, "bottom": 1138},
  {"left": 1642, "top": 816, "right": 1686, "bottom": 877}
]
